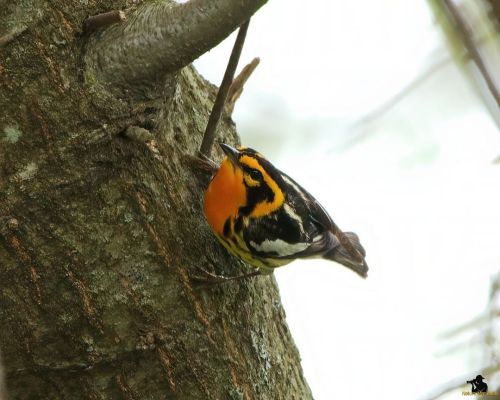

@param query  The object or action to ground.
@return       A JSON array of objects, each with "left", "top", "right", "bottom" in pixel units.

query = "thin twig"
[
  {"left": 199, "top": 19, "right": 250, "bottom": 157},
  {"left": 225, "top": 57, "right": 260, "bottom": 114},
  {"left": 443, "top": 0, "right": 500, "bottom": 108},
  {"left": 351, "top": 55, "right": 451, "bottom": 129},
  {"left": 83, "top": 10, "right": 126, "bottom": 34}
]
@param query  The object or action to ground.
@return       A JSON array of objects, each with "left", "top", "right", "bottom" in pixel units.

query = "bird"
[{"left": 202, "top": 143, "right": 368, "bottom": 280}]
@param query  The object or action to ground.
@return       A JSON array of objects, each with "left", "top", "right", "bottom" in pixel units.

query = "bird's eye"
[{"left": 249, "top": 169, "right": 262, "bottom": 181}]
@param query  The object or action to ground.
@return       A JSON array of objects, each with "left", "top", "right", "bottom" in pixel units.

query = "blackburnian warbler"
[{"left": 203, "top": 143, "right": 368, "bottom": 278}]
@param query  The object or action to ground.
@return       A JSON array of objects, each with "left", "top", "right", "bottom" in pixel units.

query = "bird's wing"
[
  {"left": 242, "top": 173, "right": 334, "bottom": 260},
  {"left": 242, "top": 207, "right": 311, "bottom": 258},
  {"left": 278, "top": 173, "right": 367, "bottom": 265}
]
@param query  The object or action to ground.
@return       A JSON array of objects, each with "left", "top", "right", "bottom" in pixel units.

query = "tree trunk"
[{"left": 0, "top": 1, "right": 312, "bottom": 399}]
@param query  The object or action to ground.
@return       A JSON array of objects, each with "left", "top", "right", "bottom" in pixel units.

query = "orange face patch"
[
  {"left": 204, "top": 159, "right": 246, "bottom": 236},
  {"left": 204, "top": 152, "right": 286, "bottom": 237}
]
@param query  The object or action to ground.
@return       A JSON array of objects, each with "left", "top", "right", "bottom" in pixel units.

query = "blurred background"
[{"left": 194, "top": 0, "right": 500, "bottom": 399}]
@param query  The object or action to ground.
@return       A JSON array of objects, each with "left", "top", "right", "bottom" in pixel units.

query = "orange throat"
[{"left": 203, "top": 159, "right": 246, "bottom": 236}]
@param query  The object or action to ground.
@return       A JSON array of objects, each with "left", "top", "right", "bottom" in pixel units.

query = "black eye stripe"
[{"left": 242, "top": 166, "right": 263, "bottom": 180}]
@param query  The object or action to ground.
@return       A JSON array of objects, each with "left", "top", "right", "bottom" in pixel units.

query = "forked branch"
[{"left": 85, "top": 0, "right": 266, "bottom": 94}]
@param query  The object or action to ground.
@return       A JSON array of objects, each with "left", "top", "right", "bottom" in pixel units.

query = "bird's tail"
[{"left": 323, "top": 232, "right": 368, "bottom": 278}]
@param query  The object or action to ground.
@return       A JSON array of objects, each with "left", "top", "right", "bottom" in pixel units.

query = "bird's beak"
[{"left": 219, "top": 143, "right": 240, "bottom": 166}]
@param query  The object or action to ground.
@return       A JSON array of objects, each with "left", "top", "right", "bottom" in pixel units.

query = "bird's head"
[{"left": 217, "top": 143, "right": 285, "bottom": 218}]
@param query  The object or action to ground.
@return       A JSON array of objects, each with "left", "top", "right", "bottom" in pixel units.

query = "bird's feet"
[{"left": 190, "top": 266, "right": 262, "bottom": 286}]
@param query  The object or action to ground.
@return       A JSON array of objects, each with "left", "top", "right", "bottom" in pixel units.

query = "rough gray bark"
[{"left": 0, "top": 1, "right": 312, "bottom": 399}]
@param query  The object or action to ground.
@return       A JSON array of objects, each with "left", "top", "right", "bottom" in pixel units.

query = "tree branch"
[
  {"left": 442, "top": 0, "right": 500, "bottom": 108},
  {"left": 200, "top": 20, "right": 250, "bottom": 157},
  {"left": 85, "top": 0, "right": 267, "bottom": 95}
]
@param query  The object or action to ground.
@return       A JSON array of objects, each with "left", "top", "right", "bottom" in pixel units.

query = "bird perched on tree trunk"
[{"left": 203, "top": 143, "right": 368, "bottom": 280}]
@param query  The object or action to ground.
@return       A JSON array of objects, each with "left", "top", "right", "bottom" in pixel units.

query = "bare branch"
[
  {"left": 83, "top": 10, "right": 126, "bottom": 34},
  {"left": 443, "top": 0, "right": 500, "bottom": 108},
  {"left": 200, "top": 20, "right": 250, "bottom": 157},
  {"left": 226, "top": 57, "right": 260, "bottom": 114},
  {"left": 351, "top": 55, "right": 450, "bottom": 129},
  {"left": 85, "top": 0, "right": 267, "bottom": 95}
]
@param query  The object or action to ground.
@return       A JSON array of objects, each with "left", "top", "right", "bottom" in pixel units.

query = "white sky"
[{"left": 195, "top": 1, "right": 500, "bottom": 399}]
